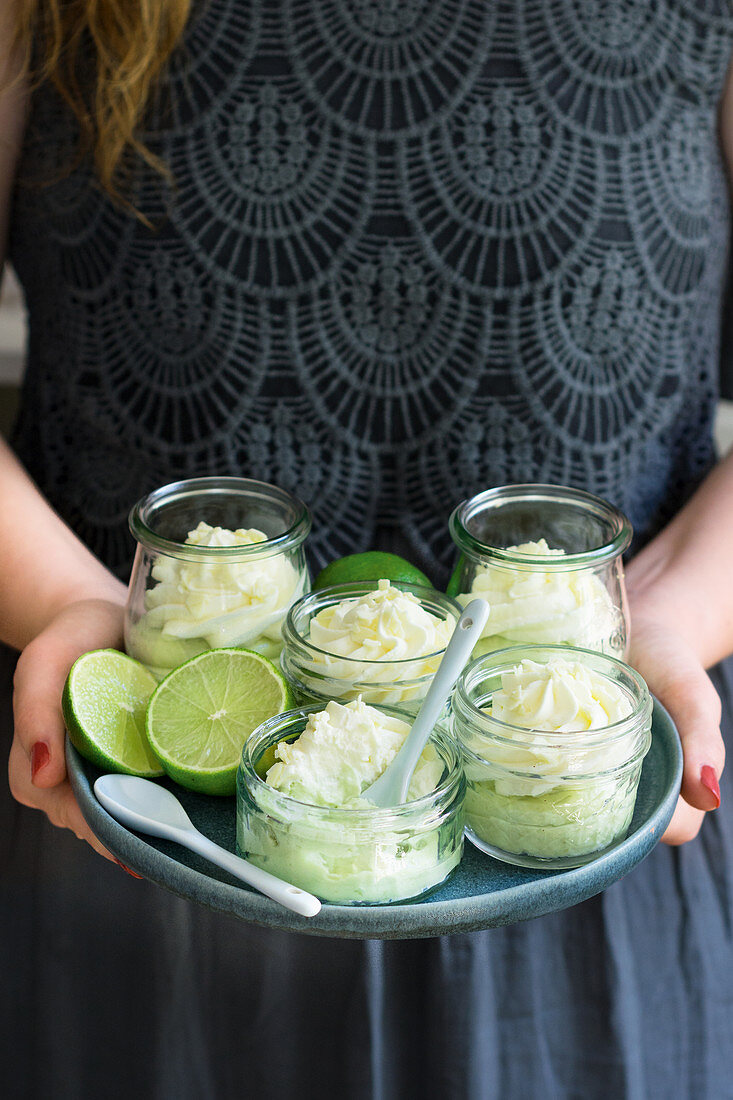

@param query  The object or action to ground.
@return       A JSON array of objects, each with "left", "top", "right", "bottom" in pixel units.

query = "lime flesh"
[
  {"left": 63, "top": 649, "right": 162, "bottom": 776},
  {"left": 145, "top": 648, "right": 292, "bottom": 795}
]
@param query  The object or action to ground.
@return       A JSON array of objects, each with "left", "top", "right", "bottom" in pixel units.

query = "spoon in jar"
[
  {"left": 94, "top": 773, "right": 322, "bottom": 917},
  {"left": 362, "top": 598, "right": 490, "bottom": 808}
]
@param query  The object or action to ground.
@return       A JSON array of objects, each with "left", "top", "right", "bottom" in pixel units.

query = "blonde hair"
[{"left": 13, "top": 0, "right": 192, "bottom": 211}]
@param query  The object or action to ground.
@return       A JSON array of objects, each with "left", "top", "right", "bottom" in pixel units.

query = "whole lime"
[{"left": 313, "top": 552, "right": 432, "bottom": 591}]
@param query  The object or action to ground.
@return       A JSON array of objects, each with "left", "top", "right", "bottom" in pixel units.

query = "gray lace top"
[{"left": 8, "top": 0, "right": 733, "bottom": 581}]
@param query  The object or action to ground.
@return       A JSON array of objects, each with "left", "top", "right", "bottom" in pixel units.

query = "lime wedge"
[
  {"left": 314, "top": 551, "right": 431, "bottom": 590},
  {"left": 63, "top": 649, "right": 162, "bottom": 776},
  {"left": 145, "top": 648, "right": 293, "bottom": 795}
]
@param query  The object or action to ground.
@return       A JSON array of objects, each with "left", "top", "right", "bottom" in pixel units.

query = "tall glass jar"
[
  {"left": 280, "top": 582, "right": 462, "bottom": 710},
  {"left": 452, "top": 644, "right": 653, "bottom": 870},
  {"left": 448, "top": 484, "right": 632, "bottom": 658},
  {"left": 236, "top": 704, "right": 465, "bottom": 905},
  {"left": 125, "top": 477, "right": 311, "bottom": 678}
]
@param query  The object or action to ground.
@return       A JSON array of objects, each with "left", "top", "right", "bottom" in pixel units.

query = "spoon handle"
[
  {"left": 181, "top": 829, "right": 322, "bottom": 917},
  {"left": 396, "top": 598, "right": 489, "bottom": 800},
  {"left": 364, "top": 598, "right": 489, "bottom": 807}
]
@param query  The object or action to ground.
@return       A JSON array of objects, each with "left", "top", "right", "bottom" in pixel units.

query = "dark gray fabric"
[
  {"left": 4, "top": 2, "right": 733, "bottom": 1097},
  {"left": 8, "top": 0, "right": 733, "bottom": 582},
  {"left": 3, "top": 645, "right": 733, "bottom": 1099}
]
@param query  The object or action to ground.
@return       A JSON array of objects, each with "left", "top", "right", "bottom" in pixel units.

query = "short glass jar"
[
  {"left": 280, "top": 583, "right": 462, "bottom": 711},
  {"left": 236, "top": 704, "right": 466, "bottom": 905},
  {"left": 452, "top": 645, "right": 652, "bottom": 870},
  {"left": 125, "top": 477, "right": 311, "bottom": 678},
  {"left": 448, "top": 484, "right": 632, "bottom": 658}
]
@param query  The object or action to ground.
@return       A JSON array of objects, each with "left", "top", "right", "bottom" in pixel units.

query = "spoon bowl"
[
  {"left": 94, "top": 773, "right": 321, "bottom": 917},
  {"left": 96, "top": 773, "right": 195, "bottom": 834}
]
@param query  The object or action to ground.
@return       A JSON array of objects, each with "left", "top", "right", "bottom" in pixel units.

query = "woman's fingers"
[
  {"left": 8, "top": 735, "right": 116, "bottom": 860},
  {"left": 12, "top": 598, "right": 125, "bottom": 782},
  {"left": 8, "top": 599, "right": 126, "bottom": 859},
  {"left": 628, "top": 618, "right": 724, "bottom": 843},
  {"left": 656, "top": 663, "right": 723, "bottom": 812},
  {"left": 661, "top": 800, "right": 705, "bottom": 846},
  {"left": 12, "top": 635, "right": 71, "bottom": 788}
]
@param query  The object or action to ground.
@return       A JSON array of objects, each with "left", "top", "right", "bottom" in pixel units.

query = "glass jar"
[
  {"left": 236, "top": 704, "right": 465, "bottom": 905},
  {"left": 452, "top": 644, "right": 653, "bottom": 870},
  {"left": 125, "top": 477, "right": 311, "bottom": 678},
  {"left": 280, "top": 582, "right": 462, "bottom": 711},
  {"left": 448, "top": 484, "right": 632, "bottom": 658}
]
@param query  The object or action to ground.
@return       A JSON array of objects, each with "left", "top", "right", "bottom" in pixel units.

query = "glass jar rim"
[
  {"left": 449, "top": 483, "right": 632, "bottom": 569},
  {"left": 239, "top": 703, "right": 464, "bottom": 821},
  {"left": 453, "top": 644, "right": 652, "bottom": 749},
  {"left": 283, "top": 582, "right": 462, "bottom": 667},
  {"left": 129, "top": 476, "right": 312, "bottom": 560}
]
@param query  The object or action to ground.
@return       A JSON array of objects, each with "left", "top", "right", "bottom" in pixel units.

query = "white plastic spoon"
[
  {"left": 363, "top": 598, "right": 490, "bottom": 807},
  {"left": 94, "top": 773, "right": 322, "bottom": 918}
]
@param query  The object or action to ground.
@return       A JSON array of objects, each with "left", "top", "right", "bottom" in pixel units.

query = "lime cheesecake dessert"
[
  {"left": 124, "top": 477, "right": 311, "bottom": 678},
  {"left": 281, "top": 580, "right": 461, "bottom": 708},
  {"left": 128, "top": 521, "right": 307, "bottom": 674},
  {"left": 453, "top": 646, "right": 652, "bottom": 869},
  {"left": 459, "top": 539, "right": 624, "bottom": 658},
  {"left": 236, "top": 697, "right": 465, "bottom": 904},
  {"left": 448, "top": 484, "right": 631, "bottom": 658}
]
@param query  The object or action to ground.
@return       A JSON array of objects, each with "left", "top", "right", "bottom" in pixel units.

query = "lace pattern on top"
[{"left": 9, "top": 0, "right": 733, "bottom": 581}]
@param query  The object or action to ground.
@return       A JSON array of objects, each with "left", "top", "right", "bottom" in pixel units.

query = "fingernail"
[
  {"left": 30, "top": 741, "right": 50, "bottom": 782},
  {"left": 701, "top": 765, "right": 721, "bottom": 809},
  {"left": 113, "top": 858, "right": 142, "bottom": 879}
]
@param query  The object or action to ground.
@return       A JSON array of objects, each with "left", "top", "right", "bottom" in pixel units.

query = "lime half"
[
  {"left": 145, "top": 648, "right": 292, "bottom": 795},
  {"left": 313, "top": 551, "right": 431, "bottom": 590},
  {"left": 63, "top": 649, "right": 162, "bottom": 776}
]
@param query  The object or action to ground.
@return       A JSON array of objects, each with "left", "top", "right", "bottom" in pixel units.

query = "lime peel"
[
  {"left": 63, "top": 649, "right": 162, "bottom": 777},
  {"left": 314, "top": 552, "right": 432, "bottom": 591}
]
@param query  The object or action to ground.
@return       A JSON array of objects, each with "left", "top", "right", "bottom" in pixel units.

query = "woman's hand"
[
  {"left": 8, "top": 598, "right": 127, "bottom": 861},
  {"left": 0, "top": 439, "right": 132, "bottom": 861},
  {"left": 626, "top": 611, "right": 724, "bottom": 844},
  {"left": 622, "top": 450, "right": 733, "bottom": 845}
]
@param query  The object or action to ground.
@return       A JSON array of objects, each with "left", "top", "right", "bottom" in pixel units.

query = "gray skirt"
[{"left": 2, "top": 642, "right": 731, "bottom": 1100}]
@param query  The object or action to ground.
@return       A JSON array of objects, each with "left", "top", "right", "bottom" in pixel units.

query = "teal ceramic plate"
[{"left": 67, "top": 700, "right": 682, "bottom": 939}]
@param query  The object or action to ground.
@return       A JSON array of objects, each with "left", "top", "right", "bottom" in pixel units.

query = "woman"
[{"left": 1, "top": 1, "right": 731, "bottom": 1096}]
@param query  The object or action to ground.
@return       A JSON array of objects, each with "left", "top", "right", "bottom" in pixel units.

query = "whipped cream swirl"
[
  {"left": 479, "top": 657, "right": 634, "bottom": 796},
  {"left": 303, "top": 580, "right": 455, "bottom": 699},
  {"left": 461, "top": 539, "right": 623, "bottom": 655},
  {"left": 143, "top": 521, "right": 305, "bottom": 648},
  {"left": 266, "top": 697, "right": 442, "bottom": 807}
]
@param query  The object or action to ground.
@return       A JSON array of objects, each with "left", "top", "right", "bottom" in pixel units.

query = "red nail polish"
[
  {"left": 701, "top": 765, "right": 721, "bottom": 809},
  {"left": 113, "top": 858, "right": 143, "bottom": 879},
  {"left": 30, "top": 742, "right": 50, "bottom": 781}
]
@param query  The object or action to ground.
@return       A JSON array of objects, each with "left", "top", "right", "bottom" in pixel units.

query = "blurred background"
[
  {"left": 2, "top": 267, "right": 733, "bottom": 449},
  {"left": 0, "top": 269, "right": 22, "bottom": 438}
]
